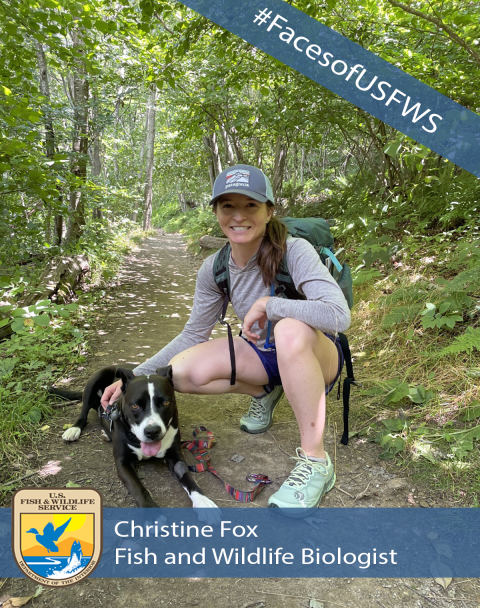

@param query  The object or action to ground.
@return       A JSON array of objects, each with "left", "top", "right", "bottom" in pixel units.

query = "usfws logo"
[{"left": 12, "top": 488, "right": 102, "bottom": 586}]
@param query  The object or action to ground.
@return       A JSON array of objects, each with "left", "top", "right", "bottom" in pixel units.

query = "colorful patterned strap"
[{"left": 181, "top": 426, "right": 271, "bottom": 503}]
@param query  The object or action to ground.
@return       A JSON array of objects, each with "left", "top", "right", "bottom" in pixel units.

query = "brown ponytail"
[{"left": 256, "top": 205, "right": 288, "bottom": 287}]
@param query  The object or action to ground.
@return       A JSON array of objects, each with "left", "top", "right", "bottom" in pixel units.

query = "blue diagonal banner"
[{"left": 177, "top": 0, "right": 480, "bottom": 178}]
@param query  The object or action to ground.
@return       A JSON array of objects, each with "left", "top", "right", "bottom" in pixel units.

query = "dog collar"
[{"left": 101, "top": 403, "right": 121, "bottom": 430}]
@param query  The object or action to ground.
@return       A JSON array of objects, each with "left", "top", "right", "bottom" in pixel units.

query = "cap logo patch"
[{"left": 225, "top": 169, "right": 250, "bottom": 188}]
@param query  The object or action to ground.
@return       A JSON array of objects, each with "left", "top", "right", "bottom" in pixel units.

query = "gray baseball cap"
[{"left": 209, "top": 164, "right": 275, "bottom": 205}]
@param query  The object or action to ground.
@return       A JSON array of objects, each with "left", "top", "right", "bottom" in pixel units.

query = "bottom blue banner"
[{"left": 3, "top": 507, "right": 479, "bottom": 579}]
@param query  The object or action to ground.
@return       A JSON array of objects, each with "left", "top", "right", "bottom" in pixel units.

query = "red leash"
[{"left": 181, "top": 426, "right": 271, "bottom": 503}]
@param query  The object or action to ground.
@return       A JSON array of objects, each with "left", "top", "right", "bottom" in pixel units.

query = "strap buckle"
[
  {"left": 246, "top": 473, "right": 272, "bottom": 485},
  {"left": 101, "top": 403, "right": 120, "bottom": 431}
]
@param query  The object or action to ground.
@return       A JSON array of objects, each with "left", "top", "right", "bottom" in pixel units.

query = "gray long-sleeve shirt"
[{"left": 133, "top": 237, "right": 351, "bottom": 376}]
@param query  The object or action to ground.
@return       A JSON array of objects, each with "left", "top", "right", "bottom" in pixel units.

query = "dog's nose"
[{"left": 144, "top": 425, "right": 162, "bottom": 440}]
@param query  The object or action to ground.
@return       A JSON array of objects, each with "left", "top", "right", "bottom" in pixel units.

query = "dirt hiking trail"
[{"left": 2, "top": 232, "right": 478, "bottom": 607}]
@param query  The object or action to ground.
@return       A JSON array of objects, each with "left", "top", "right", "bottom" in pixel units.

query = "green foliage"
[
  {"left": 161, "top": 206, "right": 224, "bottom": 242},
  {"left": 374, "top": 418, "right": 409, "bottom": 459},
  {"left": 0, "top": 389, "right": 54, "bottom": 463},
  {"left": 352, "top": 268, "right": 382, "bottom": 286},
  {"left": 384, "top": 382, "right": 435, "bottom": 405},
  {"left": 421, "top": 302, "right": 464, "bottom": 330},
  {"left": 152, "top": 201, "right": 181, "bottom": 227},
  {"left": 382, "top": 304, "right": 422, "bottom": 329},
  {"left": 440, "top": 327, "right": 480, "bottom": 357},
  {"left": 385, "top": 284, "right": 431, "bottom": 306},
  {"left": 450, "top": 240, "right": 480, "bottom": 270},
  {"left": 0, "top": 0, "right": 479, "bottom": 491},
  {"left": 379, "top": 260, "right": 480, "bottom": 334},
  {"left": 0, "top": 300, "right": 78, "bottom": 334},
  {"left": 442, "top": 425, "right": 480, "bottom": 460},
  {"left": 461, "top": 401, "right": 480, "bottom": 422},
  {"left": 438, "top": 267, "right": 480, "bottom": 293},
  {"left": 78, "top": 218, "right": 144, "bottom": 283},
  {"left": 0, "top": 313, "right": 85, "bottom": 468}
]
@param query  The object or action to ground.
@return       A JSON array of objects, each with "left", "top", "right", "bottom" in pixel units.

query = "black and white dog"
[{"left": 54, "top": 365, "right": 220, "bottom": 522}]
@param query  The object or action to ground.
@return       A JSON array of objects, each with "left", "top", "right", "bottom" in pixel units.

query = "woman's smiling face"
[{"left": 214, "top": 193, "right": 273, "bottom": 247}]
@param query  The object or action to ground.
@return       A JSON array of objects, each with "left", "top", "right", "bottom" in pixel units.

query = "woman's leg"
[
  {"left": 169, "top": 336, "right": 269, "bottom": 397},
  {"left": 268, "top": 318, "right": 339, "bottom": 512},
  {"left": 274, "top": 317, "right": 339, "bottom": 459}
]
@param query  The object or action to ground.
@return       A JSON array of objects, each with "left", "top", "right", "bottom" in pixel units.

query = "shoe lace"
[
  {"left": 248, "top": 396, "right": 267, "bottom": 420},
  {"left": 284, "top": 448, "right": 328, "bottom": 488}
]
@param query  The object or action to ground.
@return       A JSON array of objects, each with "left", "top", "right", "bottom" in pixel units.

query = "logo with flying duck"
[{"left": 12, "top": 488, "right": 102, "bottom": 586}]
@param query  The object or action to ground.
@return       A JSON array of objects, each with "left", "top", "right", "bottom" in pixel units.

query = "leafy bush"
[
  {"left": 161, "top": 206, "right": 224, "bottom": 242},
  {"left": 152, "top": 201, "right": 180, "bottom": 227}
]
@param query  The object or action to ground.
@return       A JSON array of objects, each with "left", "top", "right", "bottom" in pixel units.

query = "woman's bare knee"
[
  {"left": 168, "top": 339, "right": 234, "bottom": 391},
  {"left": 274, "top": 318, "right": 316, "bottom": 354},
  {"left": 169, "top": 336, "right": 269, "bottom": 391}
]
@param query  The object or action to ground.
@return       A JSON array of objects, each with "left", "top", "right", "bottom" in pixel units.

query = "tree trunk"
[
  {"left": 143, "top": 84, "right": 156, "bottom": 231},
  {"left": 21, "top": 255, "right": 90, "bottom": 306},
  {"left": 290, "top": 142, "right": 297, "bottom": 205},
  {"left": 36, "top": 41, "right": 63, "bottom": 245},
  {"left": 91, "top": 94, "right": 102, "bottom": 220},
  {"left": 379, "top": 121, "right": 396, "bottom": 188},
  {"left": 228, "top": 126, "right": 245, "bottom": 164},
  {"left": 221, "top": 126, "right": 235, "bottom": 165},
  {"left": 300, "top": 147, "right": 305, "bottom": 187},
  {"left": 209, "top": 130, "right": 222, "bottom": 178},
  {"left": 203, "top": 135, "right": 216, "bottom": 189},
  {"left": 178, "top": 192, "right": 187, "bottom": 212},
  {"left": 322, "top": 126, "right": 330, "bottom": 180},
  {"left": 273, "top": 135, "right": 288, "bottom": 200},
  {"left": 65, "top": 30, "right": 89, "bottom": 246},
  {"left": 132, "top": 106, "right": 149, "bottom": 222},
  {"left": 254, "top": 137, "right": 263, "bottom": 169},
  {"left": 54, "top": 216, "right": 63, "bottom": 244},
  {"left": 111, "top": 48, "right": 125, "bottom": 190},
  {"left": 199, "top": 235, "right": 228, "bottom": 249}
]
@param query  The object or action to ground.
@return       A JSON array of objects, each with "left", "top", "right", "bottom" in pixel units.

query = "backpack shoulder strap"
[
  {"left": 338, "top": 333, "right": 357, "bottom": 446},
  {"left": 213, "top": 242, "right": 231, "bottom": 303},
  {"left": 274, "top": 252, "right": 306, "bottom": 301},
  {"left": 213, "top": 243, "right": 236, "bottom": 385}
]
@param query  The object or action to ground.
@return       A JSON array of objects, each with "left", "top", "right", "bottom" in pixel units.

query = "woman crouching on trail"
[{"left": 101, "top": 164, "right": 351, "bottom": 513}]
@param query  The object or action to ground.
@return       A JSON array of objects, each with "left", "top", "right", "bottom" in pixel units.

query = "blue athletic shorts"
[{"left": 243, "top": 334, "right": 344, "bottom": 395}]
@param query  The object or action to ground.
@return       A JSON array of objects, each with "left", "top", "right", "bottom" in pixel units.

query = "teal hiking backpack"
[
  {"left": 213, "top": 217, "right": 357, "bottom": 445},
  {"left": 273, "top": 217, "right": 353, "bottom": 308}
]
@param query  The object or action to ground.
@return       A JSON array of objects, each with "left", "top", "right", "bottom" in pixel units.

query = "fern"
[
  {"left": 385, "top": 285, "right": 430, "bottom": 305},
  {"left": 382, "top": 304, "right": 422, "bottom": 328},
  {"left": 440, "top": 268, "right": 480, "bottom": 294},
  {"left": 440, "top": 327, "right": 480, "bottom": 356}
]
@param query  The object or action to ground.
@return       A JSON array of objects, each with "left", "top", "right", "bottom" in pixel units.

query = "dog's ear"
[
  {"left": 115, "top": 367, "right": 136, "bottom": 392},
  {"left": 155, "top": 365, "right": 174, "bottom": 387}
]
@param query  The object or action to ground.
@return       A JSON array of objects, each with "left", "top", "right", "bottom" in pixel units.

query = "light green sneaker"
[
  {"left": 239, "top": 385, "right": 284, "bottom": 434},
  {"left": 268, "top": 448, "right": 335, "bottom": 517}
]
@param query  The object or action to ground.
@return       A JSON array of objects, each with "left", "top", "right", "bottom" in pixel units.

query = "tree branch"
[
  {"left": 154, "top": 12, "right": 174, "bottom": 35},
  {"left": 385, "top": 0, "right": 480, "bottom": 66}
]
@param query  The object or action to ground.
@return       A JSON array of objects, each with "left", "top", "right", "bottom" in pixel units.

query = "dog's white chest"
[{"left": 128, "top": 425, "right": 178, "bottom": 461}]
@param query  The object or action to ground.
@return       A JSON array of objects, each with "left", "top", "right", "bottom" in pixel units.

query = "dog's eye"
[
  {"left": 131, "top": 404, "right": 139, "bottom": 410},
  {"left": 163, "top": 401, "right": 170, "bottom": 406}
]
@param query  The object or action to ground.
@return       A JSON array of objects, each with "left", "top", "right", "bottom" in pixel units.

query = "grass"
[
  {"left": 345, "top": 244, "right": 480, "bottom": 504},
  {"left": 0, "top": 219, "right": 148, "bottom": 495}
]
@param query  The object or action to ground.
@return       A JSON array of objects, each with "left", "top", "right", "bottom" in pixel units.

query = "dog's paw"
[
  {"left": 62, "top": 426, "right": 81, "bottom": 442},
  {"left": 101, "top": 430, "right": 112, "bottom": 443},
  {"left": 191, "top": 492, "right": 222, "bottom": 525}
]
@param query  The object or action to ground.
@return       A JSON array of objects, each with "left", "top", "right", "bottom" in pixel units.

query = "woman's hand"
[
  {"left": 242, "top": 296, "right": 271, "bottom": 344},
  {"left": 100, "top": 379, "right": 122, "bottom": 411}
]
